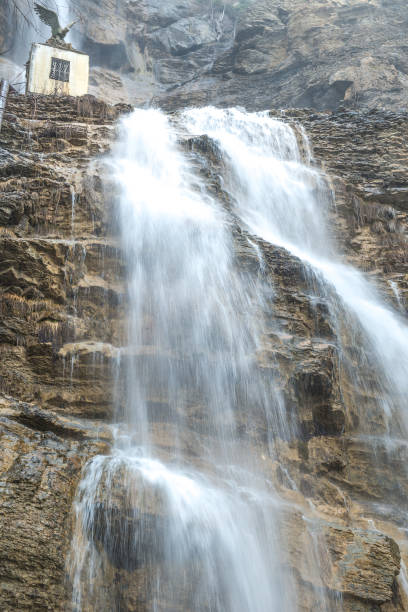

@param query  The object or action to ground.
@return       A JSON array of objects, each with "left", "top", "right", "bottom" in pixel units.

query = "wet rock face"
[
  {"left": 1, "top": 93, "right": 408, "bottom": 610},
  {"left": 72, "top": 0, "right": 234, "bottom": 105},
  {"left": 70, "top": 0, "right": 408, "bottom": 111},
  {"left": 157, "top": 0, "right": 408, "bottom": 112},
  {"left": 0, "top": 93, "right": 131, "bottom": 419},
  {"left": 323, "top": 526, "right": 400, "bottom": 603},
  {"left": 0, "top": 94, "right": 124, "bottom": 608},
  {"left": 182, "top": 114, "right": 408, "bottom": 610},
  {"left": 0, "top": 395, "right": 111, "bottom": 610}
]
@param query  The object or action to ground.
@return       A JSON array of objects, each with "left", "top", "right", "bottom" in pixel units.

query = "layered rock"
[
  {"left": 0, "top": 396, "right": 111, "bottom": 610},
  {"left": 0, "top": 93, "right": 127, "bottom": 609},
  {"left": 1, "top": 92, "right": 408, "bottom": 610}
]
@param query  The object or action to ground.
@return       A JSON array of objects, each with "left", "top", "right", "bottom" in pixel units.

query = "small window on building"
[{"left": 49, "top": 57, "right": 70, "bottom": 82}]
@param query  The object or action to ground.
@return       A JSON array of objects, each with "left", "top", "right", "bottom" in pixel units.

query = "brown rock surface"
[
  {"left": 1, "top": 92, "right": 408, "bottom": 610},
  {"left": 0, "top": 93, "right": 125, "bottom": 608},
  {"left": 323, "top": 525, "right": 400, "bottom": 603},
  {"left": 0, "top": 394, "right": 111, "bottom": 610}
]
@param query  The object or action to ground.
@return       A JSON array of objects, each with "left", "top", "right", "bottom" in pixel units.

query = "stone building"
[{"left": 26, "top": 43, "right": 89, "bottom": 96}]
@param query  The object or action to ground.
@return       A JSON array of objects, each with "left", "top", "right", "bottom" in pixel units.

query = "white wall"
[{"left": 27, "top": 43, "right": 89, "bottom": 96}]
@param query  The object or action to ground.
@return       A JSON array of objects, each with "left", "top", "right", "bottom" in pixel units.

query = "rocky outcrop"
[
  {"left": 43, "top": 0, "right": 408, "bottom": 112},
  {"left": 1, "top": 92, "right": 408, "bottom": 610},
  {"left": 5, "top": 0, "right": 408, "bottom": 111},
  {"left": 156, "top": 0, "right": 408, "bottom": 112},
  {"left": 0, "top": 93, "right": 126, "bottom": 609},
  {"left": 323, "top": 525, "right": 400, "bottom": 603},
  {"left": 289, "top": 107, "right": 408, "bottom": 298},
  {"left": 0, "top": 395, "right": 110, "bottom": 610}
]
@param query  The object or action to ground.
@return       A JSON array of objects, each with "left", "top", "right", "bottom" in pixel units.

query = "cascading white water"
[
  {"left": 69, "top": 109, "right": 296, "bottom": 611},
  {"left": 182, "top": 107, "right": 408, "bottom": 607},
  {"left": 70, "top": 104, "right": 408, "bottom": 611},
  {"left": 183, "top": 107, "right": 408, "bottom": 438}
]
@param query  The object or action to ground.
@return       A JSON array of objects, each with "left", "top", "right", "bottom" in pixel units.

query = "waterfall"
[
  {"left": 69, "top": 106, "right": 407, "bottom": 610},
  {"left": 183, "top": 107, "right": 408, "bottom": 439},
  {"left": 69, "top": 109, "right": 295, "bottom": 611}
]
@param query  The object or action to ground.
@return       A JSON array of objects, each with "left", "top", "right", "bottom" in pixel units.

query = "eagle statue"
[{"left": 34, "top": 3, "right": 77, "bottom": 43}]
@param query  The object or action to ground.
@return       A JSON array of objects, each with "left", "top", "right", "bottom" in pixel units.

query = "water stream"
[
  {"left": 69, "top": 109, "right": 295, "bottom": 611},
  {"left": 183, "top": 107, "right": 408, "bottom": 439}
]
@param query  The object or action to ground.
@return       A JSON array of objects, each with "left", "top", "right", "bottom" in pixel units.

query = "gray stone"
[{"left": 151, "top": 17, "right": 218, "bottom": 56}]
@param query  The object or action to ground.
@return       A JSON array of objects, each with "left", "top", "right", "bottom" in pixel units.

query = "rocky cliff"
[
  {"left": 51, "top": 0, "right": 408, "bottom": 112},
  {"left": 1, "top": 91, "right": 407, "bottom": 610},
  {"left": 3, "top": 0, "right": 408, "bottom": 110}
]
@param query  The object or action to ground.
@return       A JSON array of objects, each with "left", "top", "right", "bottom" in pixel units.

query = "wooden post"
[{"left": 0, "top": 79, "right": 10, "bottom": 132}]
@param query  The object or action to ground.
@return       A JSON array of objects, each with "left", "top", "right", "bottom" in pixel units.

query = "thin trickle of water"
[
  {"left": 71, "top": 190, "right": 76, "bottom": 243},
  {"left": 69, "top": 351, "right": 76, "bottom": 390},
  {"left": 398, "top": 559, "right": 408, "bottom": 604},
  {"left": 389, "top": 279, "right": 405, "bottom": 313}
]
